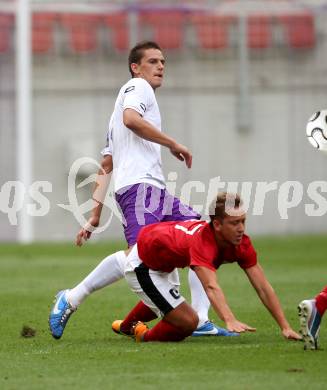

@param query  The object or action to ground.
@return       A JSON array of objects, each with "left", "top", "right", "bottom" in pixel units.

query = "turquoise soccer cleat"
[
  {"left": 49, "top": 290, "right": 76, "bottom": 339},
  {"left": 192, "top": 321, "right": 239, "bottom": 337}
]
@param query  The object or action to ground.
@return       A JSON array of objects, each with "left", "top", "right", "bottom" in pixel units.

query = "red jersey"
[{"left": 137, "top": 220, "right": 257, "bottom": 273}]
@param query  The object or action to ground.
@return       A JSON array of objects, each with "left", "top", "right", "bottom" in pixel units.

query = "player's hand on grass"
[
  {"left": 226, "top": 319, "right": 256, "bottom": 333},
  {"left": 169, "top": 142, "right": 192, "bottom": 168},
  {"left": 75, "top": 216, "right": 100, "bottom": 246},
  {"left": 282, "top": 328, "right": 302, "bottom": 340}
]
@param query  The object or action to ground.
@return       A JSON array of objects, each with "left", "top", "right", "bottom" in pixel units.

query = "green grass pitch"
[{"left": 0, "top": 236, "right": 326, "bottom": 389}]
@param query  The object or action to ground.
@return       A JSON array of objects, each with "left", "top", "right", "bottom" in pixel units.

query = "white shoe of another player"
[{"left": 298, "top": 299, "right": 321, "bottom": 350}]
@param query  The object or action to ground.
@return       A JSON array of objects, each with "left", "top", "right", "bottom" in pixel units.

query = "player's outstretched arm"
[
  {"left": 193, "top": 266, "right": 256, "bottom": 333},
  {"left": 123, "top": 108, "right": 192, "bottom": 168},
  {"left": 76, "top": 155, "right": 113, "bottom": 247},
  {"left": 244, "top": 264, "right": 301, "bottom": 340}
]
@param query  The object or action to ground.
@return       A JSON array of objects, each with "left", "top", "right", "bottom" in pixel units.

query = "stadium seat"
[
  {"left": 190, "top": 13, "right": 234, "bottom": 50},
  {"left": 247, "top": 15, "right": 271, "bottom": 49},
  {"left": 278, "top": 13, "right": 316, "bottom": 49},
  {"left": 0, "top": 13, "right": 13, "bottom": 53},
  {"left": 60, "top": 14, "right": 101, "bottom": 53},
  {"left": 32, "top": 13, "right": 57, "bottom": 54},
  {"left": 139, "top": 10, "right": 185, "bottom": 49},
  {"left": 103, "top": 12, "right": 129, "bottom": 52}
]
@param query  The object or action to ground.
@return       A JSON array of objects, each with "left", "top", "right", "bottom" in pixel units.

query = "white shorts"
[{"left": 124, "top": 245, "right": 185, "bottom": 318}]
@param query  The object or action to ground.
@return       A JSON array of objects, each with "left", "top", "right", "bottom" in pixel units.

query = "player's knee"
[{"left": 182, "top": 311, "right": 199, "bottom": 335}]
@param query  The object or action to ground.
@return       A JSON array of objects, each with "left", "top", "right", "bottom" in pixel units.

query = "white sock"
[
  {"left": 66, "top": 250, "right": 126, "bottom": 308},
  {"left": 188, "top": 268, "right": 210, "bottom": 327}
]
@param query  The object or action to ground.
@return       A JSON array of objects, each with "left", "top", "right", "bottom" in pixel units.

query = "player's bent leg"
[
  {"left": 124, "top": 249, "right": 197, "bottom": 342},
  {"left": 164, "top": 301, "right": 199, "bottom": 335},
  {"left": 66, "top": 251, "right": 127, "bottom": 308},
  {"left": 125, "top": 266, "right": 195, "bottom": 341},
  {"left": 49, "top": 251, "right": 127, "bottom": 339},
  {"left": 188, "top": 268, "right": 238, "bottom": 337},
  {"left": 112, "top": 301, "right": 157, "bottom": 337},
  {"left": 142, "top": 302, "right": 199, "bottom": 342},
  {"left": 188, "top": 268, "right": 210, "bottom": 325}
]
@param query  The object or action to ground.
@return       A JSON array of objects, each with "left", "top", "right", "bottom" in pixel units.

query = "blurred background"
[{"left": 0, "top": 0, "right": 327, "bottom": 242}]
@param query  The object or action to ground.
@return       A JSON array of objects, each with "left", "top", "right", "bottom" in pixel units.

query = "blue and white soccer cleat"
[
  {"left": 49, "top": 290, "right": 76, "bottom": 339},
  {"left": 298, "top": 299, "right": 321, "bottom": 350},
  {"left": 192, "top": 321, "right": 239, "bottom": 337}
]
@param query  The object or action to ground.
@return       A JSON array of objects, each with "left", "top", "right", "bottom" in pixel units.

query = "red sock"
[
  {"left": 121, "top": 301, "right": 157, "bottom": 334},
  {"left": 143, "top": 319, "right": 190, "bottom": 342},
  {"left": 315, "top": 286, "right": 327, "bottom": 317}
]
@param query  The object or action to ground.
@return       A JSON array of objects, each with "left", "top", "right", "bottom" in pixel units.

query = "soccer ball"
[{"left": 306, "top": 110, "right": 327, "bottom": 152}]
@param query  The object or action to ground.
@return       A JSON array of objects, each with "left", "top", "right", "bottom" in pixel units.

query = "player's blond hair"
[{"left": 209, "top": 192, "right": 243, "bottom": 223}]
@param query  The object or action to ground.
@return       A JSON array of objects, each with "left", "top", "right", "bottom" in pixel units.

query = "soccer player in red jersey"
[
  {"left": 113, "top": 192, "right": 302, "bottom": 342},
  {"left": 298, "top": 286, "right": 327, "bottom": 349}
]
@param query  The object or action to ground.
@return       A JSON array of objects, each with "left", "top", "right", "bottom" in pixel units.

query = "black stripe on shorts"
[{"left": 134, "top": 263, "right": 173, "bottom": 315}]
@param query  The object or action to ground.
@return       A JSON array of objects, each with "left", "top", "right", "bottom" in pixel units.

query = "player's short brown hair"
[
  {"left": 209, "top": 192, "right": 243, "bottom": 223},
  {"left": 128, "top": 41, "right": 162, "bottom": 77}
]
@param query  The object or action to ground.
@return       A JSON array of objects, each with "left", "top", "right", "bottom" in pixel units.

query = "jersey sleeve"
[
  {"left": 237, "top": 237, "right": 257, "bottom": 269},
  {"left": 123, "top": 79, "right": 151, "bottom": 117}
]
